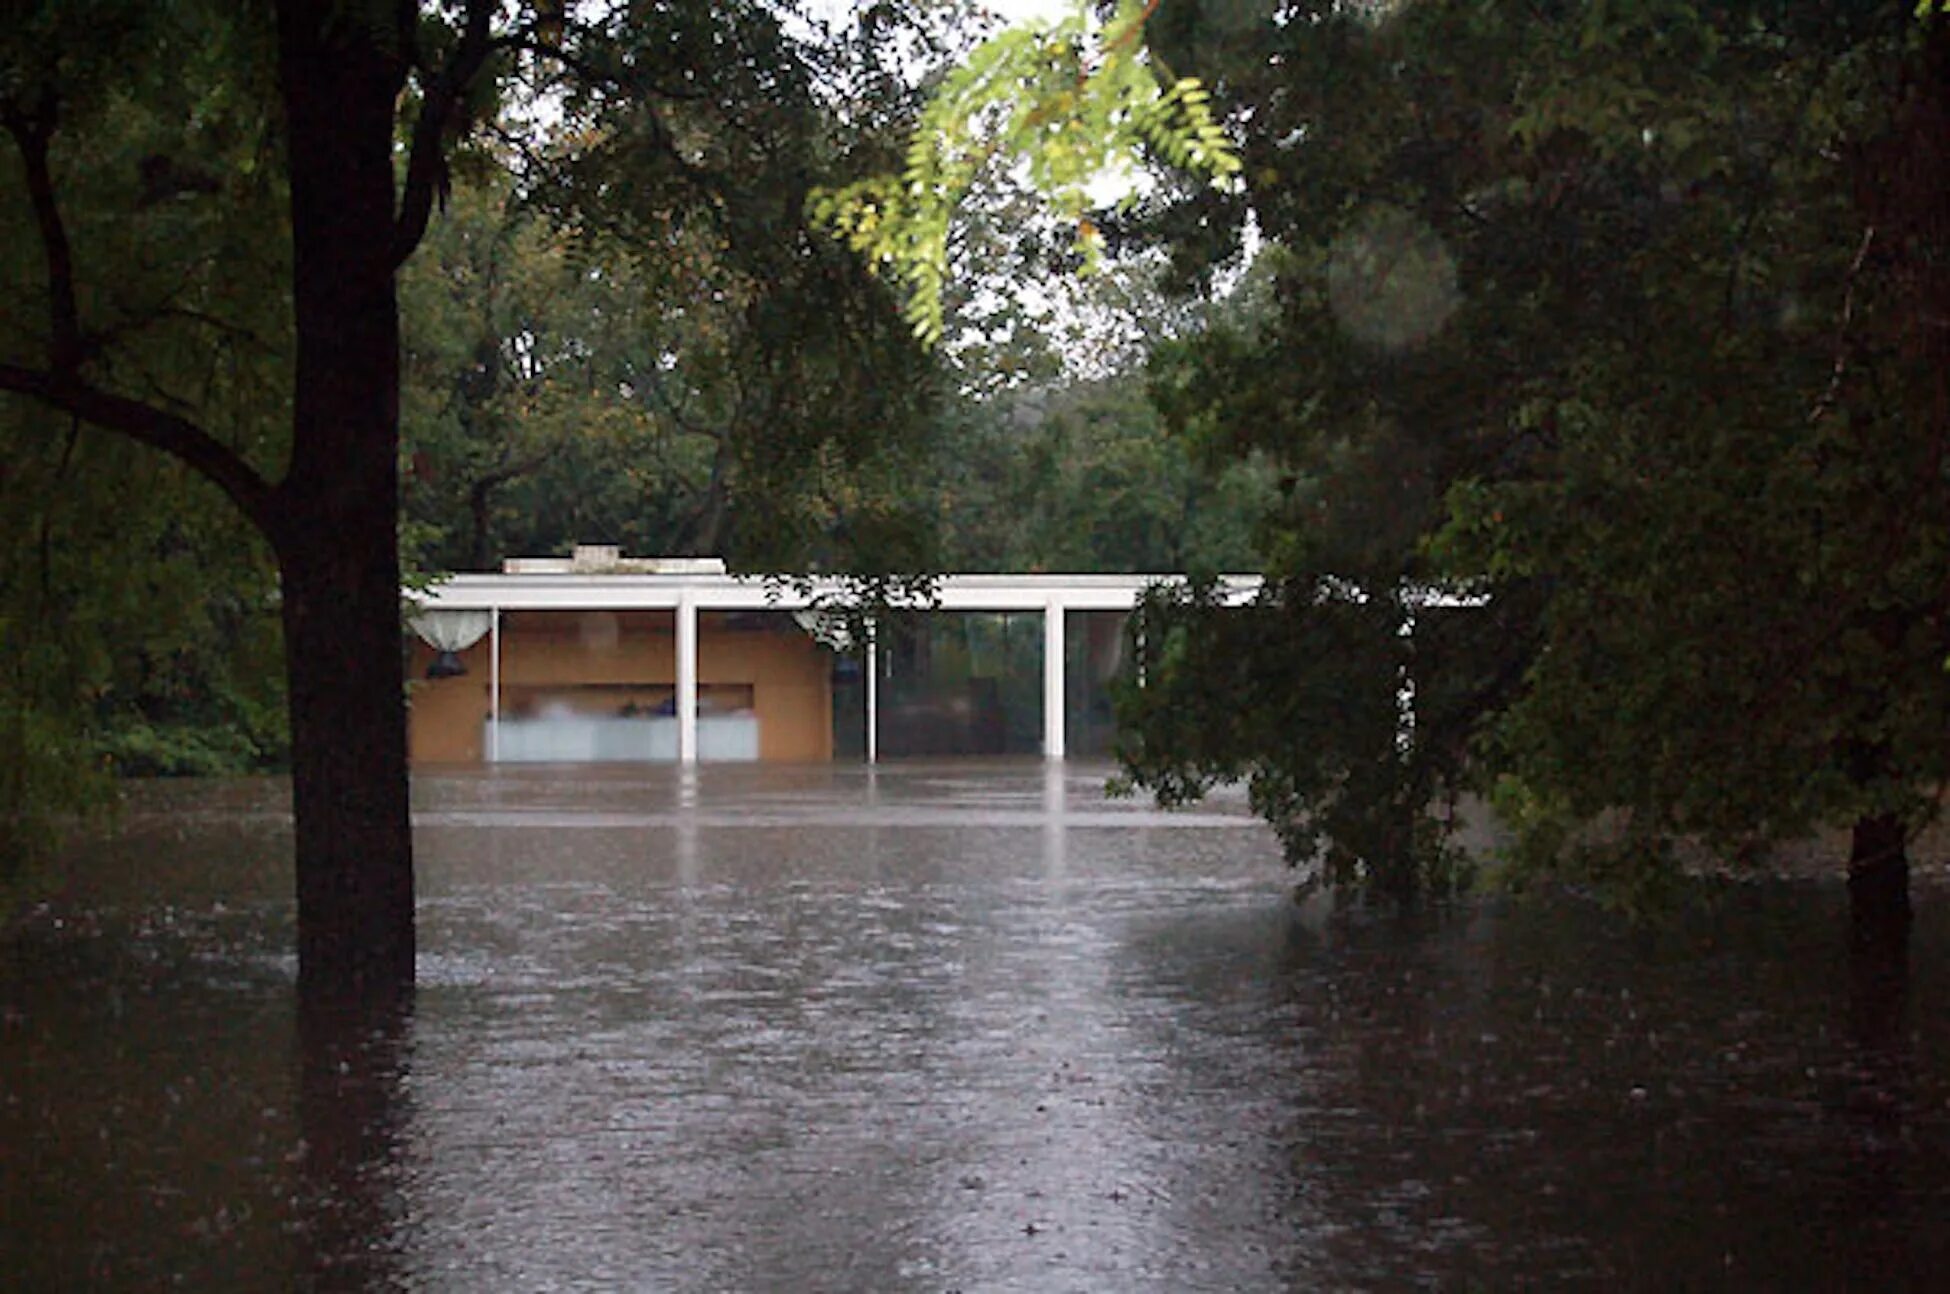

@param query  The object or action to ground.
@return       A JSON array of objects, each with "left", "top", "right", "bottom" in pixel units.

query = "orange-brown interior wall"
[{"left": 408, "top": 610, "right": 833, "bottom": 763}]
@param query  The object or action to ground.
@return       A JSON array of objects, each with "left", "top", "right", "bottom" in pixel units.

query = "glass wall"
[
  {"left": 876, "top": 611, "right": 1044, "bottom": 757},
  {"left": 1064, "top": 610, "right": 1131, "bottom": 758},
  {"left": 828, "top": 606, "right": 1137, "bottom": 761},
  {"left": 830, "top": 648, "right": 867, "bottom": 759}
]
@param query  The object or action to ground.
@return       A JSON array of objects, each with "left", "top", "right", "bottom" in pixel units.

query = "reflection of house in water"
[{"left": 406, "top": 547, "right": 1260, "bottom": 765}]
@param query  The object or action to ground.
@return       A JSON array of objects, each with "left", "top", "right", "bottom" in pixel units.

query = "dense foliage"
[
  {"left": 926, "top": 373, "right": 1272, "bottom": 573},
  {"left": 396, "top": 121, "right": 939, "bottom": 576},
  {"left": 1107, "top": 0, "right": 1950, "bottom": 911},
  {"left": 1, "top": 2, "right": 290, "bottom": 855}
]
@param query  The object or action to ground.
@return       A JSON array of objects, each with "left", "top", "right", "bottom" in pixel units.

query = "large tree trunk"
[
  {"left": 279, "top": 529, "right": 415, "bottom": 1002},
  {"left": 274, "top": 1, "right": 415, "bottom": 1004},
  {"left": 1848, "top": 814, "right": 1911, "bottom": 938},
  {"left": 1841, "top": 813, "right": 1912, "bottom": 1288},
  {"left": 1847, "top": 812, "right": 1911, "bottom": 1047},
  {"left": 1837, "top": 10, "right": 1950, "bottom": 973},
  {"left": 297, "top": 992, "right": 414, "bottom": 1285}
]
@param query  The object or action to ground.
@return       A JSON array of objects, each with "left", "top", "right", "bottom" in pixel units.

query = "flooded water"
[{"left": 6, "top": 762, "right": 1950, "bottom": 1290}]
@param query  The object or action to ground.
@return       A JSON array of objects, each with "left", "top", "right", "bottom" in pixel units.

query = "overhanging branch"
[
  {"left": 394, "top": 0, "right": 497, "bottom": 269},
  {"left": 2, "top": 86, "right": 84, "bottom": 371},
  {"left": 1, "top": 82, "right": 277, "bottom": 535},
  {"left": 0, "top": 364, "right": 277, "bottom": 533}
]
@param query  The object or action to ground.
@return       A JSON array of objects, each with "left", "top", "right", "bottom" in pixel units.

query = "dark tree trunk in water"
[
  {"left": 1849, "top": 814, "right": 1911, "bottom": 947},
  {"left": 1836, "top": 0, "right": 1948, "bottom": 1030},
  {"left": 279, "top": 532, "right": 414, "bottom": 1002},
  {"left": 1840, "top": 816, "right": 1913, "bottom": 1285},
  {"left": 297, "top": 993, "right": 414, "bottom": 1285},
  {"left": 1847, "top": 813, "right": 1910, "bottom": 1039},
  {"left": 273, "top": 1, "right": 414, "bottom": 1004}
]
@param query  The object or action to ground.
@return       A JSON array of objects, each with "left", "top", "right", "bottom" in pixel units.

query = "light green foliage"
[{"left": 810, "top": 0, "right": 1240, "bottom": 343}]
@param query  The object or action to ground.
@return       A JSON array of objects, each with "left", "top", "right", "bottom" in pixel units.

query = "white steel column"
[
  {"left": 677, "top": 592, "right": 698, "bottom": 764},
  {"left": 488, "top": 606, "right": 501, "bottom": 763},
  {"left": 1043, "top": 598, "right": 1065, "bottom": 759},
  {"left": 865, "top": 620, "right": 879, "bottom": 765}
]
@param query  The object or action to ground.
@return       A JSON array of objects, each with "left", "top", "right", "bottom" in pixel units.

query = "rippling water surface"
[{"left": 5, "top": 761, "right": 1950, "bottom": 1290}]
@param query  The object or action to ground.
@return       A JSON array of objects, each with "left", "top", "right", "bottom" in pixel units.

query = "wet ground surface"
[{"left": 6, "top": 761, "right": 1950, "bottom": 1290}]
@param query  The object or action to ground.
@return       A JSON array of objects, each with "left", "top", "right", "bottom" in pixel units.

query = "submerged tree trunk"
[
  {"left": 274, "top": 1, "right": 415, "bottom": 1004},
  {"left": 1841, "top": 814, "right": 1912, "bottom": 1289},
  {"left": 1847, "top": 813, "right": 1911, "bottom": 1038},
  {"left": 297, "top": 991, "right": 414, "bottom": 1284},
  {"left": 278, "top": 527, "right": 415, "bottom": 1001},
  {"left": 1848, "top": 814, "right": 1911, "bottom": 938},
  {"left": 1846, "top": 812, "right": 1911, "bottom": 1149},
  {"left": 1840, "top": 6, "right": 1947, "bottom": 988}
]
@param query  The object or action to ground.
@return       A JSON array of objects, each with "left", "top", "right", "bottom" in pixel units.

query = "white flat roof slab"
[{"left": 409, "top": 572, "right": 1267, "bottom": 614}]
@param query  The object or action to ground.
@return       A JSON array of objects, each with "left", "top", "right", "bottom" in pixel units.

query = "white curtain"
[{"left": 409, "top": 609, "right": 492, "bottom": 653}]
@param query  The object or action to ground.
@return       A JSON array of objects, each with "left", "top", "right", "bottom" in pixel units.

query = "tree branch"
[
  {"left": 1809, "top": 225, "right": 1876, "bottom": 426},
  {"left": 2, "top": 87, "right": 84, "bottom": 372},
  {"left": 0, "top": 364, "right": 276, "bottom": 531},
  {"left": 485, "top": 118, "right": 553, "bottom": 177},
  {"left": 394, "top": 0, "right": 497, "bottom": 269},
  {"left": 637, "top": 354, "right": 735, "bottom": 443},
  {"left": 478, "top": 447, "right": 554, "bottom": 493},
  {"left": 1, "top": 83, "right": 276, "bottom": 533},
  {"left": 491, "top": 31, "right": 661, "bottom": 96}
]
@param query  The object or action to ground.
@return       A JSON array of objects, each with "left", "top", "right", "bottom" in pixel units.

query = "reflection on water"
[{"left": 5, "top": 762, "right": 1950, "bottom": 1289}]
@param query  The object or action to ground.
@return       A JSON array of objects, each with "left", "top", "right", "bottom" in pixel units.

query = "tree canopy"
[
  {"left": 396, "top": 113, "right": 938, "bottom": 577},
  {"left": 0, "top": 0, "right": 964, "bottom": 997},
  {"left": 1, "top": 1, "right": 290, "bottom": 856},
  {"left": 1094, "top": 0, "right": 1950, "bottom": 927}
]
